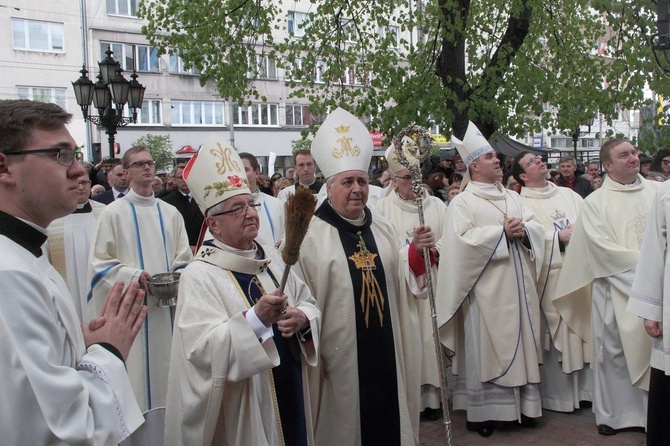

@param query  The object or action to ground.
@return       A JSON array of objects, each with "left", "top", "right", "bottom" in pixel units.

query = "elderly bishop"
[
  {"left": 295, "top": 108, "right": 435, "bottom": 445},
  {"left": 164, "top": 140, "right": 321, "bottom": 445}
]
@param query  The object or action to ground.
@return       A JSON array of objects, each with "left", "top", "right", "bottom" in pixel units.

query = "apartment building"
[
  {"left": 1, "top": 0, "right": 641, "bottom": 171},
  {"left": 2, "top": 0, "right": 339, "bottom": 172}
]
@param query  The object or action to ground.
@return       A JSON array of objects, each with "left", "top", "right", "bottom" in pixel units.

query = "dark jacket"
[
  {"left": 161, "top": 191, "right": 205, "bottom": 247},
  {"left": 556, "top": 175, "right": 593, "bottom": 199},
  {"left": 91, "top": 188, "right": 126, "bottom": 205}
]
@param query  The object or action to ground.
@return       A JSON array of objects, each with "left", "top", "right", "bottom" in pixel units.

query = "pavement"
[{"left": 419, "top": 404, "right": 646, "bottom": 446}]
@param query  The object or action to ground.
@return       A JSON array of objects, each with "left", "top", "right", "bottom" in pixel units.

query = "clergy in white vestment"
[
  {"left": 240, "top": 152, "right": 286, "bottom": 246},
  {"left": 554, "top": 138, "right": 658, "bottom": 436},
  {"left": 88, "top": 146, "right": 193, "bottom": 411},
  {"left": 0, "top": 99, "right": 146, "bottom": 443},
  {"left": 511, "top": 151, "right": 593, "bottom": 412},
  {"left": 295, "top": 108, "right": 436, "bottom": 445},
  {"left": 628, "top": 179, "right": 670, "bottom": 444},
  {"left": 372, "top": 144, "right": 448, "bottom": 426},
  {"left": 277, "top": 150, "right": 325, "bottom": 204},
  {"left": 164, "top": 140, "right": 320, "bottom": 445},
  {"left": 435, "top": 122, "right": 546, "bottom": 437},
  {"left": 47, "top": 176, "right": 105, "bottom": 322}
]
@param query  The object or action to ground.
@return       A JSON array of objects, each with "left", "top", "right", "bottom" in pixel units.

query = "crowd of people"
[{"left": 2, "top": 98, "right": 670, "bottom": 445}]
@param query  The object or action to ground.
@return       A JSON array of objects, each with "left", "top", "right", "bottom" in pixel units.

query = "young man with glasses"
[
  {"left": 89, "top": 146, "right": 193, "bottom": 412},
  {"left": 510, "top": 151, "right": 592, "bottom": 414},
  {"left": 0, "top": 99, "right": 147, "bottom": 443}
]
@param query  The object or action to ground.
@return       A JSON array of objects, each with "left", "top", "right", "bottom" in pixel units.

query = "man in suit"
[
  {"left": 92, "top": 164, "right": 129, "bottom": 204},
  {"left": 161, "top": 163, "right": 205, "bottom": 253}
]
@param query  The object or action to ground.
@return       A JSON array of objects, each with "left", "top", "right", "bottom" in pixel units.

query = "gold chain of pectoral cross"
[
  {"left": 484, "top": 197, "right": 509, "bottom": 223},
  {"left": 348, "top": 231, "right": 385, "bottom": 328}
]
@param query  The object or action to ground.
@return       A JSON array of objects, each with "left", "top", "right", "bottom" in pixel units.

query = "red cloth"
[{"left": 407, "top": 242, "right": 436, "bottom": 277}]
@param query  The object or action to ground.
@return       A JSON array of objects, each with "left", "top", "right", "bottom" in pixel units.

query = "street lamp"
[{"left": 72, "top": 48, "right": 146, "bottom": 159}]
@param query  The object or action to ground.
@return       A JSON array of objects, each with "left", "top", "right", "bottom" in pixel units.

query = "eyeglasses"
[
  {"left": 128, "top": 160, "right": 155, "bottom": 169},
  {"left": 394, "top": 175, "right": 413, "bottom": 181},
  {"left": 209, "top": 201, "right": 262, "bottom": 218},
  {"left": 6, "top": 147, "right": 84, "bottom": 167},
  {"left": 524, "top": 155, "right": 543, "bottom": 169}
]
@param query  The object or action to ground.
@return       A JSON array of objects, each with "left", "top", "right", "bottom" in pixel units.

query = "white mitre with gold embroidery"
[
  {"left": 311, "top": 107, "right": 373, "bottom": 179},
  {"left": 183, "top": 136, "right": 251, "bottom": 215},
  {"left": 451, "top": 121, "right": 494, "bottom": 168},
  {"left": 385, "top": 144, "right": 404, "bottom": 174}
]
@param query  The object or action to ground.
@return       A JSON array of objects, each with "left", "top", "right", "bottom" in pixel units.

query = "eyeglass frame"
[
  {"left": 5, "top": 146, "right": 84, "bottom": 167},
  {"left": 209, "top": 201, "right": 262, "bottom": 218},
  {"left": 127, "top": 160, "right": 156, "bottom": 169},
  {"left": 524, "top": 155, "right": 543, "bottom": 169}
]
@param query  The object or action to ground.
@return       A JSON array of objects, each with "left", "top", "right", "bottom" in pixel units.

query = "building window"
[
  {"left": 379, "top": 25, "right": 399, "bottom": 48},
  {"left": 288, "top": 11, "right": 308, "bottom": 37},
  {"left": 169, "top": 53, "right": 200, "bottom": 75},
  {"left": 233, "top": 103, "right": 278, "bottom": 126},
  {"left": 284, "top": 58, "right": 302, "bottom": 82},
  {"left": 171, "top": 101, "right": 225, "bottom": 126},
  {"left": 286, "top": 104, "right": 312, "bottom": 126},
  {"left": 106, "top": 0, "right": 138, "bottom": 17},
  {"left": 136, "top": 45, "right": 160, "bottom": 72},
  {"left": 340, "top": 67, "right": 368, "bottom": 86},
  {"left": 12, "top": 19, "right": 64, "bottom": 53},
  {"left": 313, "top": 61, "right": 327, "bottom": 83},
  {"left": 17, "top": 86, "right": 67, "bottom": 110},
  {"left": 249, "top": 54, "right": 277, "bottom": 80},
  {"left": 550, "top": 137, "right": 570, "bottom": 149},
  {"left": 341, "top": 18, "right": 357, "bottom": 42},
  {"left": 100, "top": 42, "right": 160, "bottom": 72},
  {"left": 126, "top": 99, "right": 162, "bottom": 124},
  {"left": 100, "top": 42, "right": 135, "bottom": 71}
]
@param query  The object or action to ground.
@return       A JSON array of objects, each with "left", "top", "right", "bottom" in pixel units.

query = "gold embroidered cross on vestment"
[{"left": 348, "top": 231, "right": 385, "bottom": 328}]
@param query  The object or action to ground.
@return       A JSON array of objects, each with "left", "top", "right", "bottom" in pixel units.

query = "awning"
[{"left": 488, "top": 133, "right": 544, "bottom": 157}]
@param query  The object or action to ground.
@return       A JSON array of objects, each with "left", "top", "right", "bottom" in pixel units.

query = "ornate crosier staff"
[{"left": 393, "top": 126, "right": 452, "bottom": 446}]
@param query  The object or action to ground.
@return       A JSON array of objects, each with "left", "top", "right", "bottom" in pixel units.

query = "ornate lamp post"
[{"left": 72, "top": 48, "right": 146, "bottom": 159}]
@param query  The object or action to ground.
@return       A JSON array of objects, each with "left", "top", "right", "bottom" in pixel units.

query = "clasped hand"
[
  {"left": 255, "top": 290, "right": 309, "bottom": 338},
  {"left": 504, "top": 217, "right": 525, "bottom": 239},
  {"left": 83, "top": 281, "right": 147, "bottom": 361}
]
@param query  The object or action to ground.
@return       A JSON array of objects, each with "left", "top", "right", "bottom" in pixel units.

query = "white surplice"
[
  {"left": 165, "top": 241, "right": 320, "bottom": 446},
  {"left": 436, "top": 181, "right": 546, "bottom": 423},
  {"left": 628, "top": 179, "right": 670, "bottom": 374},
  {"left": 519, "top": 183, "right": 593, "bottom": 411},
  {"left": 47, "top": 200, "right": 105, "bottom": 322},
  {"left": 372, "top": 189, "right": 447, "bottom": 422},
  {"left": 88, "top": 189, "right": 192, "bottom": 411},
  {"left": 0, "top": 217, "right": 143, "bottom": 444},
  {"left": 253, "top": 189, "right": 286, "bottom": 247},
  {"left": 554, "top": 174, "right": 658, "bottom": 429}
]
